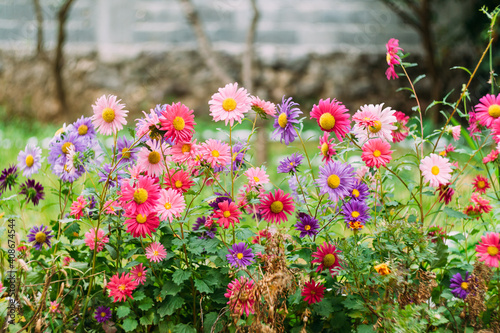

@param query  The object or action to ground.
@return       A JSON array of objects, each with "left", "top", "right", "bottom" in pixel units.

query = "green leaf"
[
  {"left": 172, "top": 238, "right": 189, "bottom": 247},
  {"left": 172, "top": 269, "right": 191, "bottom": 285},
  {"left": 133, "top": 291, "right": 146, "bottom": 301},
  {"left": 122, "top": 318, "right": 138, "bottom": 332},
  {"left": 443, "top": 207, "right": 469, "bottom": 220},
  {"left": 139, "top": 311, "right": 154, "bottom": 325},
  {"left": 194, "top": 279, "right": 213, "bottom": 294},
  {"left": 174, "top": 323, "right": 196, "bottom": 333},
  {"left": 204, "top": 312, "right": 223, "bottom": 333},
  {"left": 159, "top": 280, "right": 182, "bottom": 298},
  {"left": 139, "top": 297, "right": 154, "bottom": 311},
  {"left": 235, "top": 228, "right": 255, "bottom": 240},
  {"left": 104, "top": 244, "right": 117, "bottom": 260},
  {"left": 116, "top": 306, "right": 131, "bottom": 318},
  {"left": 357, "top": 324, "right": 375, "bottom": 333},
  {"left": 158, "top": 296, "right": 185, "bottom": 317}
]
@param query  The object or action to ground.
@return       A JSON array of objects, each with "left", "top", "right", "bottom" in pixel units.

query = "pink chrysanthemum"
[
  {"left": 311, "top": 242, "right": 342, "bottom": 276},
  {"left": 130, "top": 263, "right": 148, "bottom": 285},
  {"left": 70, "top": 195, "right": 87, "bottom": 220},
  {"left": 170, "top": 139, "right": 200, "bottom": 164},
  {"left": 259, "top": 189, "right": 295, "bottom": 224},
  {"left": 91, "top": 95, "right": 128, "bottom": 136},
  {"left": 353, "top": 104, "right": 396, "bottom": 143},
  {"left": 439, "top": 144, "right": 455, "bottom": 157},
  {"left": 250, "top": 96, "right": 276, "bottom": 117},
  {"left": 145, "top": 241, "right": 167, "bottom": 263},
  {"left": 244, "top": 167, "right": 269, "bottom": 187},
  {"left": 483, "top": 149, "right": 499, "bottom": 164},
  {"left": 471, "top": 193, "right": 492, "bottom": 214},
  {"left": 159, "top": 102, "right": 196, "bottom": 143},
  {"left": 84, "top": 228, "right": 109, "bottom": 253},
  {"left": 214, "top": 200, "right": 242, "bottom": 229},
  {"left": 450, "top": 125, "right": 461, "bottom": 141},
  {"left": 476, "top": 232, "right": 500, "bottom": 268},
  {"left": 385, "top": 38, "right": 403, "bottom": 80},
  {"left": 120, "top": 175, "right": 161, "bottom": 215},
  {"left": 107, "top": 272, "right": 138, "bottom": 302},
  {"left": 392, "top": 111, "right": 410, "bottom": 143},
  {"left": 200, "top": 139, "right": 231, "bottom": 168},
  {"left": 468, "top": 111, "right": 481, "bottom": 139},
  {"left": 420, "top": 154, "right": 453, "bottom": 188},
  {"left": 209, "top": 82, "right": 251, "bottom": 126},
  {"left": 49, "top": 301, "right": 61, "bottom": 313},
  {"left": 301, "top": 279, "right": 326, "bottom": 305},
  {"left": 156, "top": 188, "right": 186, "bottom": 222},
  {"left": 103, "top": 199, "right": 120, "bottom": 215},
  {"left": 352, "top": 108, "right": 378, "bottom": 129},
  {"left": 224, "top": 277, "right": 256, "bottom": 317},
  {"left": 136, "top": 109, "right": 161, "bottom": 140},
  {"left": 137, "top": 140, "right": 169, "bottom": 178},
  {"left": 124, "top": 211, "right": 160, "bottom": 237},
  {"left": 310, "top": 98, "right": 350, "bottom": 141},
  {"left": 472, "top": 175, "right": 491, "bottom": 194},
  {"left": 164, "top": 169, "right": 194, "bottom": 193},
  {"left": 361, "top": 138, "right": 393, "bottom": 168},
  {"left": 475, "top": 93, "right": 500, "bottom": 128},
  {"left": 318, "top": 132, "right": 336, "bottom": 163}
]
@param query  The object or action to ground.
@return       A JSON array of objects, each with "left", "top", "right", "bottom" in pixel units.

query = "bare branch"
[
  {"left": 178, "top": 0, "right": 233, "bottom": 84},
  {"left": 32, "top": 0, "right": 46, "bottom": 59},
  {"left": 242, "top": 0, "right": 260, "bottom": 91},
  {"left": 380, "top": 0, "right": 422, "bottom": 31}
]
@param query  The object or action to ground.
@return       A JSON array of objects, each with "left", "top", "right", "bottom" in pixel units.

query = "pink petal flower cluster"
[{"left": 385, "top": 38, "right": 403, "bottom": 80}]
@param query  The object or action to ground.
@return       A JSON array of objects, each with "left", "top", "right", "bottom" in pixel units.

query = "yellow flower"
[{"left": 374, "top": 263, "right": 391, "bottom": 276}]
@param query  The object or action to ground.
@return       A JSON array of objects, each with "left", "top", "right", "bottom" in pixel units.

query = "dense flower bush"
[{"left": 1, "top": 7, "right": 500, "bottom": 333}]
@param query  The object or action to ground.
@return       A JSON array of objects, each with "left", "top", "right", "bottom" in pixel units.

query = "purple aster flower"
[
  {"left": 48, "top": 131, "right": 86, "bottom": 167},
  {"left": 341, "top": 200, "right": 370, "bottom": 223},
  {"left": 17, "top": 144, "right": 43, "bottom": 177},
  {"left": 317, "top": 161, "right": 356, "bottom": 202},
  {"left": 94, "top": 306, "right": 112, "bottom": 323},
  {"left": 226, "top": 242, "right": 254, "bottom": 268},
  {"left": 52, "top": 159, "right": 83, "bottom": 183},
  {"left": 208, "top": 193, "right": 233, "bottom": 210},
  {"left": 71, "top": 116, "right": 96, "bottom": 144},
  {"left": 19, "top": 179, "right": 45, "bottom": 206},
  {"left": 192, "top": 216, "right": 217, "bottom": 239},
  {"left": 277, "top": 153, "right": 304, "bottom": 174},
  {"left": 0, "top": 165, "right": 18, "bottom": 194},
  {"left": 230, "top": 142, "right": 247, "bottom": 173},
  {"left": 27, "top": 225, "right": 53, "bottom": 250},
  {"left": 98, "top": 163, "right": 126, "bottom": 187},
  {"left": 295, "top": 212, "right": 319, "bottom": 238},
  {"left": 350, "top": 180, "right": 370, "bottom": 201},
  {"left": 115, "top": 136, "right": 138, "bottom": 165},
  {"left": 271, "top": 96, "right": 302, "bottom": 145},
  {"left": 450, "top": 272, "right": 471, "bottom": 300},
  {"left": 289, "top": 175, "right": 307, "bottom": 204}
]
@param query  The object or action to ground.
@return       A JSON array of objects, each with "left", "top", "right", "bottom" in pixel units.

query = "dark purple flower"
[
  {"left": 115, "top": 136, "right": 138, "bottom": 165},
  {"left": 350, "top": 180, "right": 370, "bottom": 201},
  {"left": 94, "top": 306, "right": 112, "bottom": 323},
  {"left": 192, "top": 216, "right": 216, "bottom": 239},
  {"left": 0, "top": 165, "right": 18, "bottom": 194},
  {"left": 98, "top": 163, "right": 126, "bottom": 187},
  {"left": 450, "top": 272, "right": 471, "bottom": 299},
  {"left": 271, "top": 96, "right": 302, "bottom": 145},
  {"left": 277, "top": 153, "right": 304, "bottom": 174},
  {"left": 295, "top": 213, "right": 319, "bottom": 238},
  {"left": 208, "top": 193, "right": 232, "bottom": 210},
  {"left": 341, "top": 200, "right": 370, "bottom": 223},
  {"left": 19, "top": 179, "right": 45, "bottom": 206},
  {"left": 317, "top": 161, "right": 356, "bottom": 202},
  {"left": 27, "top": 225, "right": 53, "bottom": 250},
  {"left": 227, "top": 242, "right": 254, "bottom": 268}
]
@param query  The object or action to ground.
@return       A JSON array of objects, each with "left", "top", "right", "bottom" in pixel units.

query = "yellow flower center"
[
  {"left": 101, "top": 312, "right": 107, "bottom": 317},
  {"left": 222, "top": 98, "right": 237, "bottom": 111},
  {"left": 270, "top": 201, "right": 284, "bottom": 213},
  {"left": 122, "top": 147, "right": 131, "bottom": 159},
  {"left": 488, "top": 104, "right": 500, "bottom": 118},
  {"left": 153, "top": 250, "right": 159, "bottom": 256},
  {"left": 321, "top": 142, "right": 329, "bottom": 156},
  {"left": 118, "top": 284, "right": 126, "bottom": 291},
  {"left": 477, "top": 180, "right": 485, "bottom": 189},
  {"left": 172, "top": 116, "right": 185, "bottom": 131},
  {"left": 181, "top": 144, "right": 191, "bottom": 153},
  {"left": 369, "top": 120, "right": 382, "bottom": 133},
  {"left": 278, "top": 112, "right": 288, "bottom": 128},
  {"left": 253, "top": 176, "right": 260, "bottom": 183},
  {"left": 352, "top": 189, "right": 360, "bottom": 197},
  {"left": 327, "top": 174, "right": 340, "bottom": 189},
  {"left": 175, "top": 180, "right": 183, "bottom": 188},
  {"left": 304, "top": 225, "right": 311, "bottom": 231},
  {"left": 386, "top": 53, "right": 391, "bottom": 65},
  {"left": 236, "top": 253, "right": 244, "bottom": 260},
  {"left": 461, "top": 282, "right": 469, "bottom": 290},
  {"left": 133, "top": 188, "right": 148, "bottom": 204},
  {"left": 136, "top": 214, "right": 147, "bottom": 224},
  {"left": 137, "top": 272, "right": 142, "bottom": 277},
  {"left": 25, "top": 154, "right": 34, "bottom": 167},
  {"left": 102, "top": 107, "right": 116, "bottom": 123},
  {"left": 61, "top": 142, "right": 73, "bottom": 154},
  {"left": 319, "top": 113, "right": 336, "bottom": 130},
  {"left": 487, "top": 246, "right": 499, "bottom": 256},
  {"left": 431, "top": 166, "right": 440, "bottom": 175},
  {"left": 148, "top": 151, "right": 161, "bottom": 164},
  {"left": 78, "top": 124, "right": 88, "bottom": 135},
  {"left": 373, "top": 150, "right": 381, "bottom": 157},
  {"left": 164, "top": 202, "right": 172, "bottom": 210},
  {"left": 35, "top": 231, "right": 47, "bottom": 243},
  {"left": 55, "top": 127, "right": 64, "bottom": 136},
  {"left": 351, "top": 211, "right": 360, "bottom": 218},
  {"left": 223, "top": 210, "right": 231, "bottom": 218},
  {"left": 322, "top": 253, "right": 336, "bottom": 268},
  {"left": 212, "top": 150, "right": 220, "bottom": 158}
]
